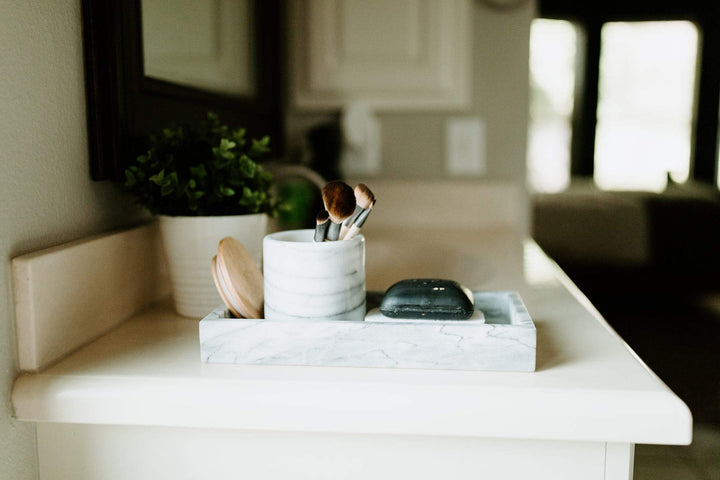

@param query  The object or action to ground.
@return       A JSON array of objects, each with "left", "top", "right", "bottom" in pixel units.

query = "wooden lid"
[
  {"left": 211, "top": 255, "right": 240, "bottom": 318},
  {"left": 213, "top": 237, "right": 264, "bottom": 319}
]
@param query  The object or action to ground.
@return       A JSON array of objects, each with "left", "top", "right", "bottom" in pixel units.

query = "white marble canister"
[{"left": 263, "top": 229, "right": 366, "bottom": 321}]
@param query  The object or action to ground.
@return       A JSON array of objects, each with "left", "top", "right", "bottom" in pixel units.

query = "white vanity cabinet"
[
  {"left": 290, "top": 0, "right": 472, "bottom": 110},
  {"left": 12, "top": 209, "right": 691, "bottom": 479}
]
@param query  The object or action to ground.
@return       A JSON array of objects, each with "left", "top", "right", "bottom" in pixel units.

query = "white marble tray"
[{"left": 199, "top": 291, "right": 536, "bottom": 372}]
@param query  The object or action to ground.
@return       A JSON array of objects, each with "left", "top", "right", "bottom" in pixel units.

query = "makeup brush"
[
  {"left": 340, "top": 184, "right": 375, "bottom": 240},
  {"left": 322, "top": 181, "right": 356, "bottom": 241},
  {"left": 343, "top": 199, "right": 375, "bottom": 240},
  {"left": 314, "top": 209, "right": 330, "bottom": 242}
]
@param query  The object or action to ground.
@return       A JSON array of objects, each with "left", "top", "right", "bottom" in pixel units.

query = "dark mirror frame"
[{"left": 81, "top": 0, "right": 284, "bottom": 181}]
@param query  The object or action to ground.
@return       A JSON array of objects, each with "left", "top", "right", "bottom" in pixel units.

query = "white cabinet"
[
  {"left": 290, "top": 0, "right": 472, "bottom": 111},
  {"left": 12, "top": 222, "right": 692, "bottom": 480}
]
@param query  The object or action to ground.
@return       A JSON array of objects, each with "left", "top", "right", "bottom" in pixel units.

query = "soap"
[{"left": 379, "top": 279, "right": 475, "bottom": 320}]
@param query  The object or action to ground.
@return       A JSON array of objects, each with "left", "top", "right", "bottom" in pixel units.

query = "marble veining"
[{"left": 199, "top": 291, "right": 536, "bottom": 372}]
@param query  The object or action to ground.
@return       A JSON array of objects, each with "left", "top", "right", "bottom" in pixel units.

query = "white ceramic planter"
[{"left": 159, "top": 214, "right": 267, "bottom": 318}]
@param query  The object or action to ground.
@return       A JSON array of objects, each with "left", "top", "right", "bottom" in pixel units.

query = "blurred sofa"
[{"left": 532, "top": 181, "right": 720, "bottom": 300}]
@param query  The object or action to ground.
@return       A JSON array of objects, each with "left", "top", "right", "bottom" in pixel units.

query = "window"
[
  {"left": 527, "top": 19, "right": 577, "bottom": 193},
  {"left": 530, "top": 2, "right": 720, "bottom": 192},
  {"left": 595, "top": 21, "right": 698, "bottom": 191}
]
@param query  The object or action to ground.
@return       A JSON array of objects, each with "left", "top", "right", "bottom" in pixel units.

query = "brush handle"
[
  {"left": 343, "top": 225, "right": 360, "bottom": 241},
  {"left": 339, "top": 206, "right": 363, "bottom": 239},
  {"left": 326, "top": 221, "right": 342, "bottom": 241},
  {"left": 314, "top": 221, "right": 329, "bottom": 242},
  {"left": 343, "top": 207, "right": 372, "bottom": 240}
]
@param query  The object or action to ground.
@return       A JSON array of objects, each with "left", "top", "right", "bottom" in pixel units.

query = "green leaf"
[
  {"left": 220, "top": 138, "right": 236, "bottom": 150},
  {"left": 189, "top": 164, "right": 207, "bottom": 178},
  {"left": 124, "top": 170, "right": 136, "bottom": 187},
  {"left": 213, "top": 145, "right": 235, "bottom": 160},
  {"left": 237, "top": 155, "right": 257, "bottom": 178},
  {"left": 250, "top": 137, "right": 271, "bottom": 156},
  {"left": 149, "top": 169, "right": 165, "bottom": 185}
]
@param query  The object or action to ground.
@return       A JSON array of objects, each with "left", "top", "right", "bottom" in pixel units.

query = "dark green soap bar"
[{"left": 379, "top": 279, "right": 475, "bottom": 320}]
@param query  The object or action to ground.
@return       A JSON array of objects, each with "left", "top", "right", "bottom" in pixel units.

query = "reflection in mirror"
[
  {"left": 82, "top": 0, "right": 282, "bottom": 181},
  {"left": 141, "top": 0, "right": 255, "bottom": 97}
]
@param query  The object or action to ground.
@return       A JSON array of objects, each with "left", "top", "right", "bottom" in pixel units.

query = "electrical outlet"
[{"left": 445, "top": 117, "right": 486, "bottom": 176}]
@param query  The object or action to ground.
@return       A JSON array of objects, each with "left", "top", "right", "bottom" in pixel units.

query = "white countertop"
[{"left": 11, "top": 227, "right": 692, "bottom": 445}]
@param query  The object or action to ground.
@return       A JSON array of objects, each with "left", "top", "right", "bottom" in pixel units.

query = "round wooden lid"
[{"left": 213, "top": 237, "right": 264, "bottom": 319}]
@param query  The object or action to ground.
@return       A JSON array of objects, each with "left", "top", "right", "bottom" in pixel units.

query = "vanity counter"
[
  {"left": 11, "top": 226, "right": 691, "bottom": 479},
  {"left": 12, "top": 227, "right": 690, "bottom": 441}
]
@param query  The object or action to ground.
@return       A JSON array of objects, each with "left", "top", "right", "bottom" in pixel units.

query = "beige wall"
[
  {"left": 286, "top": 1, "right": 534, "bottom": 181},
  {"left": 0, "top": 1, "right": 144, "bottom": 478}
]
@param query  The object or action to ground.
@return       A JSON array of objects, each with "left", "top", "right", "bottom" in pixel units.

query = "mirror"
[
  {"left": 141, "top": 0, "right": 255, "bottom": 97},
  {"left": 81, "top": 0, "right": 284, "bottom": 181}
]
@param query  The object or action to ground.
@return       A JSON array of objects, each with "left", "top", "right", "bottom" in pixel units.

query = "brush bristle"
[
  {"left": 322, "top": 181, "right": 356, "bottom": 222},
  {"left": 354, "top": 184, "right": 375, "bottom": 209},
  {"left": 316, "top": 209, "right": 329, "bottom": 224}
]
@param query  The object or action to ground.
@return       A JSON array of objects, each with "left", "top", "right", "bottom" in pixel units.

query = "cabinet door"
[{"left": 290, "top": 0, "right": 471, "bottom": 111}]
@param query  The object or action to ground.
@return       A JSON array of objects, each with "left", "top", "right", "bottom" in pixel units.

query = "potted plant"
[{"left": 124, "top": 112, "right": 276, "bottom": 318}]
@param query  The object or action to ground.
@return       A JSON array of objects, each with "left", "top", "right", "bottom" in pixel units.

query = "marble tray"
[{"left": 199, "top": 291, "right": 536, "bottom": 372}]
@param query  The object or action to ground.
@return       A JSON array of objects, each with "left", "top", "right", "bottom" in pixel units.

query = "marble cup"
[{"left": 263, "top": 229, "right": 366, "bottom": 322}]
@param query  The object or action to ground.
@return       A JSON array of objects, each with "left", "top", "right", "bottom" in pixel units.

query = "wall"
[
  {"left": 0, "top": 1, "right": 144, "bottom": 478},
  {"left": 286, "top": 1, "right": 534, "bottom": 182},
  {"left": 0, "top": 1, "right": 535, "bottom": 478},
  {"left": 285, "top": 1, "right": 535, "bottom": 234}
]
